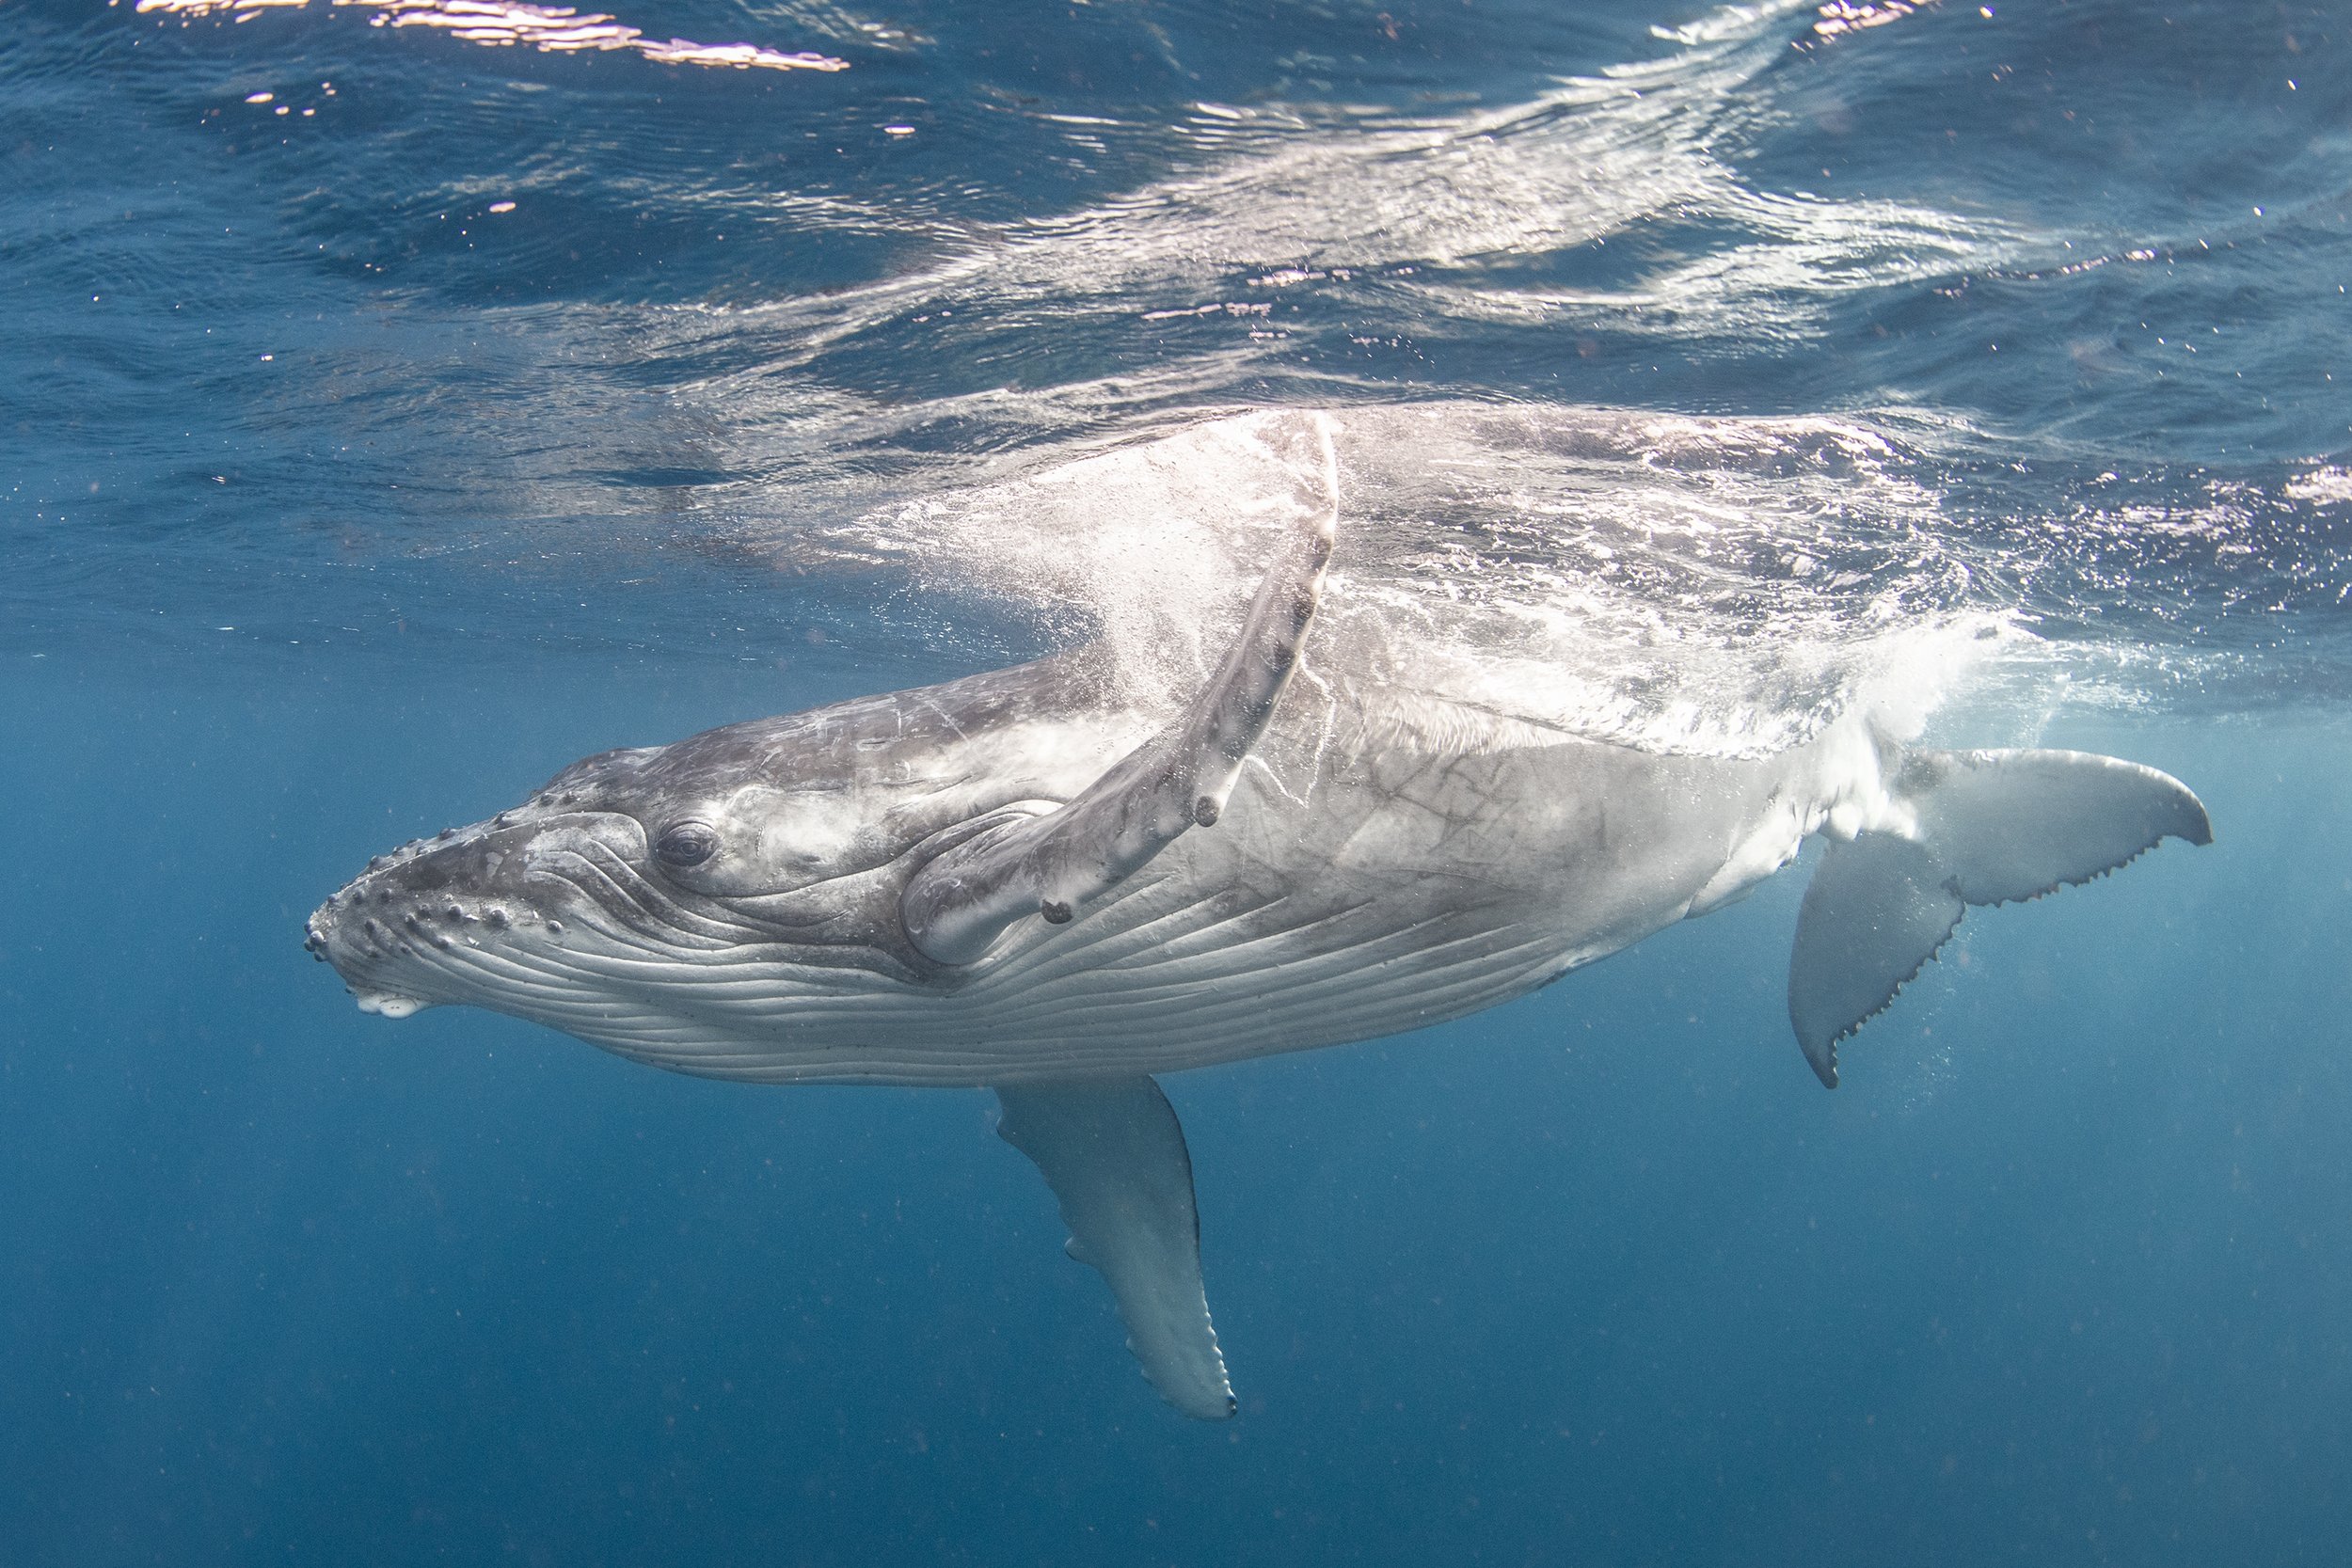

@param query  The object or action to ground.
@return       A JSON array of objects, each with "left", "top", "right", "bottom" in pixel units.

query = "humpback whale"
[{"left": 305, "top": 420, "right": 2210, "bottom": 1419}]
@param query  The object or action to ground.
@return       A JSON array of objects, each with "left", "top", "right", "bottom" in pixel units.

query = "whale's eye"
[{"left": 653, "top": 820, "right": 720, "bottom": 869}]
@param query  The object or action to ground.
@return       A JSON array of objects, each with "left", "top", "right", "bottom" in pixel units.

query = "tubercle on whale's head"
[
  {"left": 301, "top": 783, "right": 652, "bottom": 1023},
  {"left": 301, "top": 721, "right": 943, "bottom": 1047}
]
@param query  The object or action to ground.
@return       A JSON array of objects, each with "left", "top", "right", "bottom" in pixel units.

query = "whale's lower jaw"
[
  {"left": 574, "top": 953, "right": 1572, "bottom": 1086},
  {"left": 567, "top": 955, "right": 1569, "bottom": 1086},
  {"left": 521, "top": 895, "right": 1642, "bottom": 1087}
]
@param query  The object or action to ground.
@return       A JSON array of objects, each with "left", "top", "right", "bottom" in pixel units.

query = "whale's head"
[{"left": 303, "top": 716, "right": 952, "bottom": 1069}]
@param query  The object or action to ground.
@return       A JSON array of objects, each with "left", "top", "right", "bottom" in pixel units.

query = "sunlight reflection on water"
[{"left": 130, "top": 0, "right": 850, "bottom": 73}]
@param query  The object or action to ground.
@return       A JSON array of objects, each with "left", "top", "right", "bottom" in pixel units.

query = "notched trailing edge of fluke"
[{"left": 1789, "top": 748, "right": 2214, "bottom": 1088}]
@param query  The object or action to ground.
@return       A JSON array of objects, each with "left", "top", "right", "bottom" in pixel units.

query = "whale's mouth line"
[
  {"left": 322, "top": 833, "right": 820, "bottom": 1028},
  {"left": 314, "top": 790, "right": 945, "bottom": 1052},
  {"left": 536, "top": 843, "right": 761, "bottom": 950}
]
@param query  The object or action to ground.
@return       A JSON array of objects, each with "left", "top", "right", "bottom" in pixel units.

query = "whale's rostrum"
[{"left": 306, "top": 416, "right": 2211, "bottom": 1418}]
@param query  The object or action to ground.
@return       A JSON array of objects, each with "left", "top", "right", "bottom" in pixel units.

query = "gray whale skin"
[{"left": 308, "top": 451, "right": 2212, "bottom": 1419}]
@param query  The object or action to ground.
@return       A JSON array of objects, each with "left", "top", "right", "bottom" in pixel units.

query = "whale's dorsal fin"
[
  {"left": 993, "top": 1077, "right": 1236, "bottom": 1419},
  {"left": 899, "top": 420, "right": 1338, "bottom": 966},
  {"left": 1789, "top": 748, "right": 2213, "bottom": 1087}
]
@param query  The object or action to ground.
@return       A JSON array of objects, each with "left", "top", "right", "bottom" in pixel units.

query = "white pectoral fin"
[
  {"left": 900, "top": 419, "right": 1339, "bottom": 966},
  {"left": 1788, "top": 747, "right": 2212, "bottom": 1088},
  {"left": 994, "top": 1077, "right": 1237, "bottom": 1420}
]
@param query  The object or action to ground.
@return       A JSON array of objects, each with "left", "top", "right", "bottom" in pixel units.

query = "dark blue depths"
[
  {"left": 4, "top": 662, "right": 2349, "bottom": 1567},
  {"left": 7, "top": 0, "right": 2352, "bottom": 1562}
]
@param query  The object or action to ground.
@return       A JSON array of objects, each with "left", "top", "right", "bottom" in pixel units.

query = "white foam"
[
  {"left": 802, "top": 404, "right": 2010, "bottom": 758},
  {"left": 2286, "top": 466, "right": 2352, "bottom": 507}
]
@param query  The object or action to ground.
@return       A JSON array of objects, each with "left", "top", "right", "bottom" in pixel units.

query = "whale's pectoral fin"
[
  {"left": 1789, "top": 748, "right": 2212, "bottom": 1088},
  {"left": 994, "top": 1077, "right": 1237, "bottom": 1420},
  {"left": 900, "top": 419, "right": 1340, "bottom": 966}
]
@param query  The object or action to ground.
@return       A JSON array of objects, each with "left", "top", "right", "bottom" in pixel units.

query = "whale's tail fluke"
[{"left": 1788, "top": 748, "right": 2212, "bottom": 1087}]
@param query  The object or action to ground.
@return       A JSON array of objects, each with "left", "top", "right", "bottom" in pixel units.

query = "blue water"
[{"left": 8, "top": 0, "right": 2352, "bottom": 1562}]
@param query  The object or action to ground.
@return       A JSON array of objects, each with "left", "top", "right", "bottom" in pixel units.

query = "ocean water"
[{"left": 7, "top": 0, "right": 2352, "bottom": 1562}]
